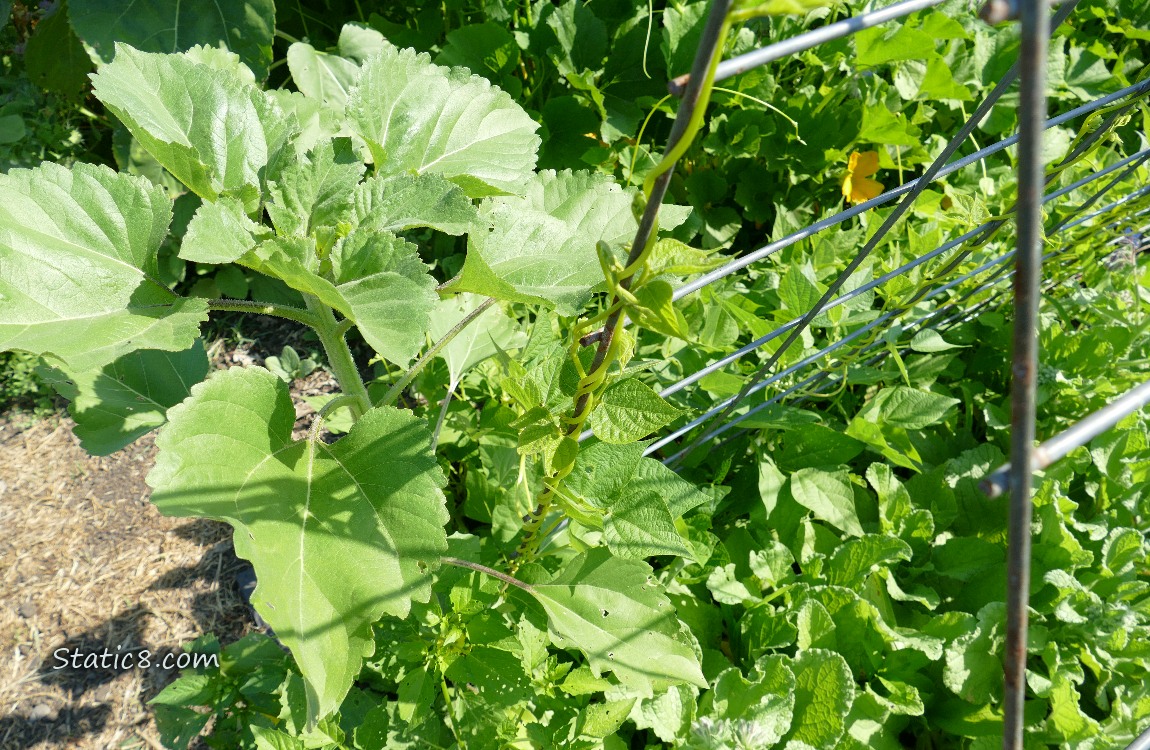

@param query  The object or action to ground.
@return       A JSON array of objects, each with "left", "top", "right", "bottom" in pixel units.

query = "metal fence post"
[{"left": 1004, "top": 0, "right": 1051, "bottom": 746}]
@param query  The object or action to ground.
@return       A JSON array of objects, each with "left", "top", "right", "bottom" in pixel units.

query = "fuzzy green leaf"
[
  {"left": 602, "top": 490, "right": 698, "bottom": 562},
  {"left": 147, "top": 367, "right": 449, "bottom": 724},
  {"left": 447, "top": 170, "right": 637, "bottom": 314},
  {"left": 286, "top": 42, "right": 359, "bottom": 111},
  {"left": 566, "top": 442, "right": 712, "bottom": 519},
  {"left": 0, "top": 162, "right": 207, "bottom": 371},
  {"left": 181, "top": 196, "right": 268, "bottom": 263},
  {"left": 70, "top": 0, "right": 275, "bottom": 79},
  {"left": 40, "top": 341, "right": 210, "bottom": 456},
  {"left": 588, "top": 378, "right": 681, "bottom": 444},
  {"left": 528, "top": 549, "right": 706, "bottom": 692},
  {"left": 352, "top": 173, "right": 479, "bottom": 236},
  {"left": 266, "top": 138, "right": 365, "bottom": 238},
  {"left": 243, "top": 230, "right": 437, "bottom": 366},
  {"left": 346, "top": 44, "right": 540, "bottom": 197},
  {"left": 91, "top": 45, "right": 295, "bottom": 205}
]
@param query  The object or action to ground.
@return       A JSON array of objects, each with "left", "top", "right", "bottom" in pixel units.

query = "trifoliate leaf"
[
  {"left": 588, "top": 378, "right": 681, "bottom": 444},
  {"left": 789, "top": 468, "right": 865, "bottom": 537},
  {"left": 352, "top": 173, "right": 479, "bottom": 236},
  {"left": 528, "top": 549, "right": 706, "bottom": 692},
  {"left": 0, "top": 162, "right": 207, "bottom": 371},
  {"left": 92, "top": 45, "right": 296, "bottom": 206},
  {"left": 446, "top": 170, "right": 638, "bottom": 314},
  {"left": 147, "top": 367, "right": 449, "bottom": 724},
  {"left": 346, "top": 43, "right": 540, "bottom": 197},
  {"left": 40, "top": 341, "right": 209, "bottom": 456}
]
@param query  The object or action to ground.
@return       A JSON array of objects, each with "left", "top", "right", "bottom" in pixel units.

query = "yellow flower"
[{"left": 842, "top": 151, "right": 884, "bottom": 204}]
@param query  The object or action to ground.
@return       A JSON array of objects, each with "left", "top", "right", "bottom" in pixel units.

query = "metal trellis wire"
[{"left": 569, "top": 0, "right": 1150, "bottom": 747}]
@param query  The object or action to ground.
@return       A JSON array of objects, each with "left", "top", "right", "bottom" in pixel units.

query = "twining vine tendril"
[{"left": 508, "top": 11, "right": 735, "bottom": 570}]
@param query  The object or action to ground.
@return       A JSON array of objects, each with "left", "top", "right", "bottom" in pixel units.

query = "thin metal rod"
[
  {"left": 651, "top": 243, "right": 1024, "bottom": 458},
  {"left": 1003, "top": 0, "right": 1049, "bottom": 744},
  {"left": 1061, "top": 183, "right": 1150, "bottom": 232},
  {"left": 693, "top": 257, "right": 1080, "bottom": 462},
  {"left": 1127, "top": 724, "right": 1150, "bottom": 750},
  {"left": 566, "top": 0, "right": 734, "bottom": 428},
  {"left": 982, "top": 379, "right": 1150, "bottom": 498},
  {"left": 668, "top": 0, "right": 949, "bottom": 95},
  {"left": 673, "top": 70, "right": 1146, "bottom": 301},
  {"left": 644, "top": 143, "right": 1144, "bottom": 450},
  {"left": 656, "top": 224, "right": 1087, "bottom": 462},
  {"left": 1047, "top": 154, "right": 1150, "bottom": 234},
  {"left": 663, "top": 239, "right": 1082, "bottom": 463}
]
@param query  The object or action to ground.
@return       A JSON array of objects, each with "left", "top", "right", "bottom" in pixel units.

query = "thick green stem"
[
  {"left": 305, "top": 296, "right": 372, "bottom": 419},
  {"left": 207, "top": 299, "right": 319, "bottom": 328},
  {"left": 379, "top": 297, "right": 495, "bottom": 407}
]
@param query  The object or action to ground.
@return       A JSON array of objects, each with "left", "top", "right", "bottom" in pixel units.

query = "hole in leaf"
[{"left": 601, "top": 609, "right": 609, "bottom": 618}]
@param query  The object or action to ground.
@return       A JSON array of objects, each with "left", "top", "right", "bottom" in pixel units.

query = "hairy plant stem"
[
  {"left": 304, "top": 295, "right": 372, "bottom": 419},
  {"left": 441, "top": 556, "right": 532, "bottom": 592},
  {"left": 378, "top": 297, "right": 495, "bottom": 407},
  {"left": 207, "top": 298, "right": 319, "bottom": 328}
]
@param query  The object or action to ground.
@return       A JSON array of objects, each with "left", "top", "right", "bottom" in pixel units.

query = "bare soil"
[{"left": 0, "top": 326, "right": 345, "bottom": 749}]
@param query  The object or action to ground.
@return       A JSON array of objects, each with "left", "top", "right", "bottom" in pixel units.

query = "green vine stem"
[
  {"left": 379, "top": 297, "right": 496, "bottom": 407},
  {"left": 304, "top": 295, "right": 373, "bottom": 419},
  {"left": 207, "top": 298, "right": 319, "bottom": 328},
  {"left": 509, "top": 6, "right": 733, "bottom": 572}
]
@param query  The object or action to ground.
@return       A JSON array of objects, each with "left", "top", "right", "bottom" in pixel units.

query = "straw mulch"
[
  {"left": 0, "top": 325, "right": 347, "bottom": 749},
  {"left": 0, "top": 415, "right": 252, "bottom": 750}
]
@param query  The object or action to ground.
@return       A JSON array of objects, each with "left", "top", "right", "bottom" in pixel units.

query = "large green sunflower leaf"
[
  {"left": 0, "top": 162, "right": 207, "bottom": 371},
  {"left": 147, "top": 367, "right": 448, "bottom": 724}
]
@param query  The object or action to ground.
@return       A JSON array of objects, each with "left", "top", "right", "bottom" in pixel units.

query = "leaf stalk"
[
  {"left": 378, "top": 297, "right": 496, "bottom": 407},
  {"left": 305, "top": 296, "right": 372, "bottom": 419},
  {"left": 207, "top": 298, "right": 319, "bottom": 328}
]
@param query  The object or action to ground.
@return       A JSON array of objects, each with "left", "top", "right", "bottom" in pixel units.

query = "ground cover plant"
[{"left": 1, "top": 0, "right": 1149, "bottom": 748}]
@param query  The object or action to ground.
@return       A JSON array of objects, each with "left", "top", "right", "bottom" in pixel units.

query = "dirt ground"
[
  {"left": 0, "top": 415, "right": 249, "bottom": 750},
  {"left": 0, "top": 331, "right": 343, "bottom": 749}
]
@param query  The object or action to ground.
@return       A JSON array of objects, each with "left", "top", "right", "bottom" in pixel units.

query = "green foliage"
[{"left": 2, "top": 1, "right": 1149, "bottom": 749}]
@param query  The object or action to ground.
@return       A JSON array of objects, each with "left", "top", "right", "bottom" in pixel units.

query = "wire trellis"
[{"left": 571, "top": 0, "right": 1150, "bottom": 747}]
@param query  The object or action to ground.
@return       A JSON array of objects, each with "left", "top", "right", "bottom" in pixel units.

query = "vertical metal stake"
[{"left": 1004, "top": 0, "right": 1049, "bottom": 747}]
